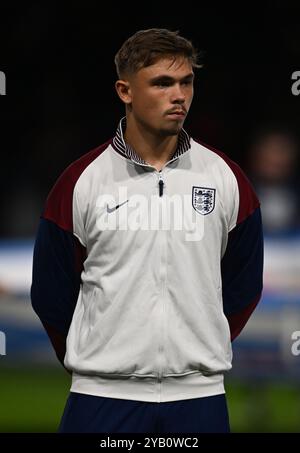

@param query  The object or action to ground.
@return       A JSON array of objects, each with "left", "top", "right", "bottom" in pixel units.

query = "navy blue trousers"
[{"left": 58, "top": 392, "right": 230, "bottom": 433}]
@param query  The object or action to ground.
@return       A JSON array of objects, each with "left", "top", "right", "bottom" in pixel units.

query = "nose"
[{"left": 170, "top": 83, "right": 185, "bottom": 104}]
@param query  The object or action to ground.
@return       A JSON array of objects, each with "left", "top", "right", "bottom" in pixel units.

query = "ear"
[{"left": 115, "top": 79, "right": 132, "bottom": 105}]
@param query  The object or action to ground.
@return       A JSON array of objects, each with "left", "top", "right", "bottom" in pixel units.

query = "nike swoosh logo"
[{"left": 106, "top": 199, "right": 129, "bottom": 213}]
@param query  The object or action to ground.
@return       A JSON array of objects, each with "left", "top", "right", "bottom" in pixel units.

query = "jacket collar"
[{"left": 112, "top": 116, "right": 191, "bottom": 166}]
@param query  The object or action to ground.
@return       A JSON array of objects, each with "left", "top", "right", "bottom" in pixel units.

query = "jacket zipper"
[
  {"left": 158, "top": 171, "right": 164, "bottom": 197},
  {"left": 157, "top": 174, "right": 167, "bottom": 399}
]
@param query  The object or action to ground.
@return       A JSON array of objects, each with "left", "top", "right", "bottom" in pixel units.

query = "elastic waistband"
[{"left": 70, "top": 371, "right": 225, "bottom": 403}]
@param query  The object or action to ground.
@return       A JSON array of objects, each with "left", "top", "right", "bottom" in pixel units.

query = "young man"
[{"left": 31, "top": 28, "right": 263, "bottom": 433}]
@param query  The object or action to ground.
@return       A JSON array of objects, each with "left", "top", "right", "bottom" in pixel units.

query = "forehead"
[{"left": 136, "top": 57, "right": 193, "bottom": 80}]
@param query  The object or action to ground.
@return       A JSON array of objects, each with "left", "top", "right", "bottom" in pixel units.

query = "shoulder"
[
  {"left": 42, "top": 139, "right": 112, "bottom": 231},
  {"left": 191, "top": 138, "right": 260, "bottom": 223}
]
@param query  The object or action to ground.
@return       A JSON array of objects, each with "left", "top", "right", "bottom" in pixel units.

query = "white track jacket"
[{"left": 31, "top": 119, "right": 263, "bottom": 402}]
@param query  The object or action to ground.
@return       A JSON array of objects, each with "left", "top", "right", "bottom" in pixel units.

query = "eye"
[
  {"left": 181, "top": 80, "right": 193, "bottom": 86},
  {"left": 156, "top": 81, "right": 172, "bottom": 88}
]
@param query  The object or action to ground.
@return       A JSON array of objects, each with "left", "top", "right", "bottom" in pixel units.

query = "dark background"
[{"left": 1, "top": 1, "right": 300, "bottom": 237}]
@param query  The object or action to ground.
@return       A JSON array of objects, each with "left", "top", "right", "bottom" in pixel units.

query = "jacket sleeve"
[
  {"left": 31, "top": 141, "right": 109, "bottom": 366},
  {"left": 221, "top": 165, "right": 264, "bottom": 341},
  {"left": 31, "top": 217, "right": 86, "bottom": 367},
  {"left": 30, "top": 161, "right": 87, "bottom": 368}
]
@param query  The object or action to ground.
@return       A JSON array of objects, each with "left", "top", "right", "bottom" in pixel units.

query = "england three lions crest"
[{"left": 192, "top": 186, "right": 216, "bottom": 215}]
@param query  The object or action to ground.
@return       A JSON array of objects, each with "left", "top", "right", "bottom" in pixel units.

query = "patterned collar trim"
[{"left": 112, "top": 116, "right": 191, "bottom": 166}]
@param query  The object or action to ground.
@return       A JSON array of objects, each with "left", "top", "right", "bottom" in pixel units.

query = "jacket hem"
[{"left": 70, "top": 371, "right": 225, "bottom": 403}]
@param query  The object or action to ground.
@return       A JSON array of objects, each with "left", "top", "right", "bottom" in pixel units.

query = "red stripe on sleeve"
[
  {"left": 43, "top": 139, "right": 112, "bottom": 232},
  {"left": 194, "top": 139, "right": 260, "bottom": 224},
  {"left": 228, "top": 293, "right": 261, "bottom": 341}
]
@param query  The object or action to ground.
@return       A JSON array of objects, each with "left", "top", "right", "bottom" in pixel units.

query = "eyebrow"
[{"left": 149, "top": 73, "right": 194, "bottom": 84}]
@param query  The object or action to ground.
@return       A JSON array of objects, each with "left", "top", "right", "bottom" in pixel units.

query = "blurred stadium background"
[{"left": 1, "top": 2, "right": 300, "bottom": 432}]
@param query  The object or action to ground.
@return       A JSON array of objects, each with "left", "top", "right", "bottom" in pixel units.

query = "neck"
[{"left": 124, "top": 115, "right": 179, "bottom": 171}]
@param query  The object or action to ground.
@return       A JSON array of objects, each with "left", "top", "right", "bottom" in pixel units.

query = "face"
[{"left": 117, "top": 56, "right": 194, "bottom": 137}]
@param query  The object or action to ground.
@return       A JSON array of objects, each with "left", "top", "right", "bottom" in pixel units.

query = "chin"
[{"left": 160, "top": 125, "right": 182, "bottom": 137}]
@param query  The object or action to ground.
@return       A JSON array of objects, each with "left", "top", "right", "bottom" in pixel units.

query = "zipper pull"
[{"left": 158, "top": 172, "right": 164, "bottom": 197}]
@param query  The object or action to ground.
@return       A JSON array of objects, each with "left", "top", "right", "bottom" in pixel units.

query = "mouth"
[{"left": 166, "top": 110, "right": 186, "bottom": 119}]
